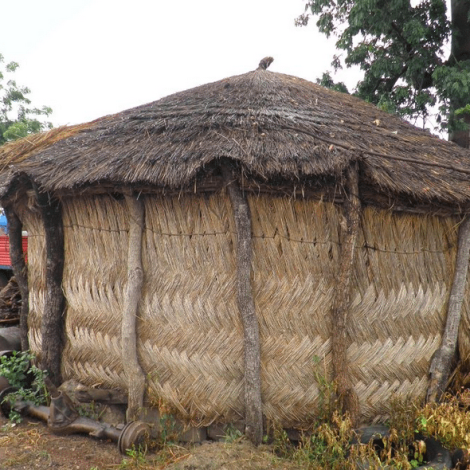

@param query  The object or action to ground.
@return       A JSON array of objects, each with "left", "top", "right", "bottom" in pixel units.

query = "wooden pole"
[
  {"left": 3, "top": 205, "right": 29, "bottom": 351},
  {"left": 223, "top": 166, "right": 263, "bottom": 446},
  {"left": 122, "top": 193, "right": 146, "bottom": 422},
  {"left": 331, "top": 161, "right": 361, "bottom": 423},
  {"left": 427, "top": 216, "right": 470, "bottom": 402},
  {"left": 34, "top": 187, "right": 65, "bottom": 386}
]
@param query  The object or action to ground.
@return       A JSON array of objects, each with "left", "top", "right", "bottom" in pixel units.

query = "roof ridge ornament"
[{"left": 258, "top": 56, "right": 274, "bottom": 70}]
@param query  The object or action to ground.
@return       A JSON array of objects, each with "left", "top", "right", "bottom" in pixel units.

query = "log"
[
  {"left": 223, "top": 167, "right": 263, "bottom": 446},
  {"left": 34, "top": 188, "right": 65, "bottom": 386},
  {"left": 3, "top": 206, "right": 29, "bottom": 350},
  {"left": 331, "top": 162, "right": 361, "bottom": 423},
  {"left": 427, "top": 216, "right": 470, "bottom": 402},
  {"left": 122, "top": 193, "right": 146, "bottom": 422}
]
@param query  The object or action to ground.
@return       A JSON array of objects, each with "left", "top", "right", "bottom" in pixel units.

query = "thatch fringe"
[
  {"left": 224, "top": 167, "right": 263, "bottom": 445},
  {"left": 3, "top": 205, "right": 29, "bottom": 350},
  {"left": 428, "top": 216, "right": 470, "bottom": 401},
  {"left": 122, "top": 193, "right": 146, "bottom": 421}
]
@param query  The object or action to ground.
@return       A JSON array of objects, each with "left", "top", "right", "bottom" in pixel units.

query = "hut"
[{"left": 1, "top": 58, "right": 470, "bottom": 443}]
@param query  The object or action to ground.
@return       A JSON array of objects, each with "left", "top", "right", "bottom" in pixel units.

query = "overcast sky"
[{"left": 1, "top": 0, "right": 364, "bottom": 127}]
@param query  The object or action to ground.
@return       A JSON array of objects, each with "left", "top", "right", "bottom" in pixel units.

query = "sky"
[{"left": 1, "top": 0, "right": 362, "bottom": 127}]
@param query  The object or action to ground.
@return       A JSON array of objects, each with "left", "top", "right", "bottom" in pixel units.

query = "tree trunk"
[
  {"left": 122, "top": 193, "right": 146, "bottom": 422},
  {"left": 4, "top": 205, "right": 29, "bottom": 351},
  {"left": 427, "top": 216, "right": 470, "bottom": 402},
  {"left": 331, "top": 162, "right": 361, "bottom": 424},
  {"left": 34, "top": 188, "right": 65, "bottom": 386},
  {"left": 449, "top": 0, "right": 470, "bottom": 148},
  {"left": 223, "top": 167, "right": 263, "bottom": 446}
]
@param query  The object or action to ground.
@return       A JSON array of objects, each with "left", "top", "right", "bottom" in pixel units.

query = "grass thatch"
[{"left": 0, "top": 68, "right": 469, "bottom": 210}]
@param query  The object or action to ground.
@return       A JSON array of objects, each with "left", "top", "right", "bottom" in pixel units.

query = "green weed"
[{"left": 0, "top": 351, "right": 49, "bottom": 423}]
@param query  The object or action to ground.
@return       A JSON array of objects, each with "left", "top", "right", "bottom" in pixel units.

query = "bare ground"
[{"left": 0, "top": 414, "right": 302, "bottom": 470}]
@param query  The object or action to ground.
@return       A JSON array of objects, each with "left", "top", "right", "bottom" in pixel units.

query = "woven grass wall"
[
  {"left": 22, "top": 192, "right": 465, "bottom": 427},
  {"left": 250, "top": 197, "right": 458, "bottom": 426},
  {"left": 61, "top": 196, "right": 129, "bottom": 390},
  {"left": 17, "top": 201, "right": 46, "bottom": 357}
]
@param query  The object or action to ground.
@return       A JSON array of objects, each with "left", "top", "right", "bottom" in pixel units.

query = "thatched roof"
[{"left": 1, "top": 64, "right": 470, "bottom": 210}]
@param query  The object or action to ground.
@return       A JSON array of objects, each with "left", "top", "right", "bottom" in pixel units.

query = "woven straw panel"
[
  {"left": 61, "top": 196, "right": 129, "bottom": 390},
  {"left": 28, "top": 192, "right": 464, "bottom": 427},
  {"left": 138, "top": 194, "right": 242, "bottom": 424},
  {"left": 249, "top": 196, "right": 458, "bottom": 426},
  {"left": 16, "top": 204, "right": 46, "bottom": 359},
  {"left": 250, "top": 197, "right": 340, "bottom": 426},
  {"left": 350, "top": 208, "right": 458, "bottom": 422}
]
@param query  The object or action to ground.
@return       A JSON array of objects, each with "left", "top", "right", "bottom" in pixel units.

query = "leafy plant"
[
  {"left": 224, "top": 424, "right": 244, "bottom": 443},
  {"left": 0, "top": 350, "right": 32, "bottom": 388},
  {"left": 119, "top": 445, "right": 147, "bottom": 468},
  {"left": 0, "top": 351, "right": 49, "bottom": 422}
]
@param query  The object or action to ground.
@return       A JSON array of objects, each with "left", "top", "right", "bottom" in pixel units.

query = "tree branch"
[{"left": 223, "top": 166, "right": 263, "bottom": 446}]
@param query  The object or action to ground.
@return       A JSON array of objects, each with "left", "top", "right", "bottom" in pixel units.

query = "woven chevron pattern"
[
  {"left": 139, "top": 194, "right": 242, "bottom": 424},
  {"left": 22, "top": 192, "right": 467, "bottom": 426},
  {"left": 18, "top": 205, "right": 46, "bottom": 358},
  {"left": 250, "top": 196, "right": 458, "bottom": 426},
  {"left": 60, "top": 196, "right": 129, "bottom": 387}
]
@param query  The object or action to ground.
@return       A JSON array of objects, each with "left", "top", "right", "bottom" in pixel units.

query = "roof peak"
[{"left": 257, "top": 57, "right": 274, "bottom": 71}]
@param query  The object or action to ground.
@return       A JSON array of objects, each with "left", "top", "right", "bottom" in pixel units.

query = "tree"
[
  {"left": 0, "top": 53, "right": 53, "bottom": 145},
  {"left": 297, "top": 0, "right": 470, "bottom": 143}
]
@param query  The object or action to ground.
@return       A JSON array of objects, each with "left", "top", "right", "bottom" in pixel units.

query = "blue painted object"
[{"left": 0, "top": 213, "right": 7, "bottom": 234}]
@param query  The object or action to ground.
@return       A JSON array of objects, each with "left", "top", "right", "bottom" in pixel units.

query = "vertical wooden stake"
[
  {"left": 331, "top": 162, "right": 361, "bottom": 423},
  {"left": 223, "top": 167, "right": 263, "bottom": 446},
  {"left": 34, "top": 187, "right": 65, "bottom": 386},
  {"left": 4, "top": 205, "right": 29, "bottom": 351},
  {"left": 428, "top": 216, "right": 470, "bottom": 402},
  {"left": 123, "top": 193, "right": 146, "bottom": 422}
]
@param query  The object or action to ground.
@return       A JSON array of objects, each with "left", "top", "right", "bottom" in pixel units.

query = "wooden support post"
[
  {"left": 427, "top": 216, "right": 470, "bottom": 402},
  {"left": 122, "top": 193, "right": 146, "bottom": 422},
  {"left": 34, "top": 187, "right": 65, "bottom": 386},
  {"left": 331, "top": 161, "right": 361, "bottom": 423},
  {"left": 223, "top": 167, "right": 263, "bottom": 446},
  {"left": 3, "top": 205, "right": 29, "bottom": 351}
]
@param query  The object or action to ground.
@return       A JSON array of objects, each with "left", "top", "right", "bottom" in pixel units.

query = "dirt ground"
[{"left": 0, "top": 414, "right": 301, "bottom": 470}]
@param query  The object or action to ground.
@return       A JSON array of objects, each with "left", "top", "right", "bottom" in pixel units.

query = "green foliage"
[
  {"left": 316, "top": 72, "right": 349, "bottom": 94},
  {"left": 297, "top": 0, "right": 470, "bottom": 134},
  {"left": 119, "top": 445, "right": 148, "bottom": 468},
  {"left": 0, "top": 351, "right": 49, "bottom": 422},
  {"left": 0, "top": 53, "right": 52, "bottom": 145},
  {"left": 158, "top": 413, "right": 178, "bottom": 445},
  {"left": 0, "top": 350, "right": 32, "bottom": 388},
  {"left": 223, "top": 424, "right": 244, "bottom": 443}
]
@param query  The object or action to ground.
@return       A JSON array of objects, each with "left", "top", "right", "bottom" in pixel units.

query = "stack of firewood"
[{"left": 0, "top": 276, "right": 21, "bottom": 324}]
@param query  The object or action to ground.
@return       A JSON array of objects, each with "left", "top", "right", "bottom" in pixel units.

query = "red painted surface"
[{"left": 0, "top": 235, "right": 28, "bottom": 267}]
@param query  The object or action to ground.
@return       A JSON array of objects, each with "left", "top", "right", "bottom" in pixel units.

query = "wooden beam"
[
  {"left": 331, "top": 161, "right": 361, "bottom": 423},
  {"left": 223, "top": 167, "right": 263, "bottom": 446},
  {"left": 34, "top": 187, "right": 65, "bottom": 386},
  {"left": 122, "top": 193, "right": 146, "bottom": 422},
  {"left": 427, "top": 216, "right": 470, "bottom": 402},
  {"left": 3, "top": 205, "right": 29, "bottom": 351}
]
